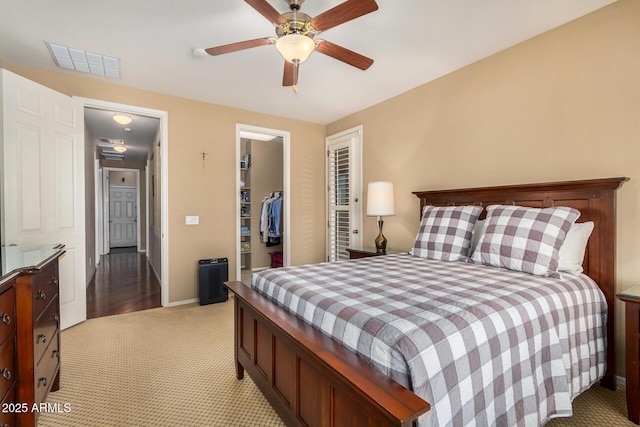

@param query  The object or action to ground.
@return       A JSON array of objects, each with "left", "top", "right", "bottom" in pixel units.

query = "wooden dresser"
[
  {"left": 0, "top": 276, "right": 17, "bottom": 427},
  {"left": 0, "top": 245, "right": 64, "bottom": 427}
]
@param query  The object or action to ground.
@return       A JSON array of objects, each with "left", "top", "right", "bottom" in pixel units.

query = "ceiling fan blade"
[
  {"left": 282, "top": 61, "right": 299, "bottom": 87},
  {"left": 245, "top": 0, "right": 286, "bottom": 25},
  {"left": 205, "top": 38, "right": 274, "bottom": 56},
  {"left": 311, "top": 0, "right": 378, "bottom": 32},
  {"left": 316, "top": 40, "right": 374, "bottom": 70}
]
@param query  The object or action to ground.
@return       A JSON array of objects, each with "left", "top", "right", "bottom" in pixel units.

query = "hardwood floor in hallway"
[{"left": 86, "top": 247, "right": 161, "bottom": 319}]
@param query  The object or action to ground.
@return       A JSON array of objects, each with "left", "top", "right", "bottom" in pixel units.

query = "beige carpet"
[
  {"left": 39, "top": 298, "right": 633, "bottom": 426},
  {"left": 40, "top": 299, "right": 285, "bottom": 427}
]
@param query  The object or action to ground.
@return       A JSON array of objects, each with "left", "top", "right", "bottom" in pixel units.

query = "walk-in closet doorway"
[{"left": 236, "top": 124, "right": 290, "bottom": 284}]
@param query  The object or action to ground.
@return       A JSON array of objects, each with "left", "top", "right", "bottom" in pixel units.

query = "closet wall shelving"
[{"left": 240, "top": 140, "right": 251, "bottom": 272}]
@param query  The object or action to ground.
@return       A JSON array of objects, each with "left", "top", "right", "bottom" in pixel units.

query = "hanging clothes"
[{"left": 260, "top": 192, "right": 283, "bottom": 247}]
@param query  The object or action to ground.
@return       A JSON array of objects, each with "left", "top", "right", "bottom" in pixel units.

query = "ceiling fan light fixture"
[
  {"left": 113, "top": 145, "right": 127, "bottom": 153},
  {"left": 276, "top": 34, "right": 315, "bottom": 64},
  {"left": 113, "top": 114, "right": 132, "bottom": 125}
]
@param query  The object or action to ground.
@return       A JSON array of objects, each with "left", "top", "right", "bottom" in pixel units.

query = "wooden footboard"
[{"left": 225, "top": 281, "right": 430, "bottom": 427}]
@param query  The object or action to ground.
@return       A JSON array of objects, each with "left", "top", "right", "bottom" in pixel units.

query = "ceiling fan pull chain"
[{"left": 292, "top": 62, "right": 299, "bottom": 93}]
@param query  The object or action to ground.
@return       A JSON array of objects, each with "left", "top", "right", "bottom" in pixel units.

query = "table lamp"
[{"left": 366, "top": 181, "right": 395, "bottom": 253}]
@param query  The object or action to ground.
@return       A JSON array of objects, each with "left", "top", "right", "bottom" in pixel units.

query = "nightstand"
[
  {"left": 346, "top": 246, "right": 404, "bottom": 259},
  {"left": 618, "top": 285, "right": 640, "bottom": 424}
]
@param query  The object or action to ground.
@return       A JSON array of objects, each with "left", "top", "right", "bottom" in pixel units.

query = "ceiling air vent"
[{"left": 47, "top": 42, "right": 120, "bottom": 79}]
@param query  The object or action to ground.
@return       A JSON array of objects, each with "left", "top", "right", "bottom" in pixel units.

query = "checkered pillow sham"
[
  {"left": 471, "top": 205, "right": 580, "bottom": 277},
  {"left": 410, "top": 205, "right": 483, "bottom": 261}
]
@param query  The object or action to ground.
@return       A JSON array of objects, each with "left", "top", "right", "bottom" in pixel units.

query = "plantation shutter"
[{"left": 326, "top": 127, "right": 362, "bottom": 262}]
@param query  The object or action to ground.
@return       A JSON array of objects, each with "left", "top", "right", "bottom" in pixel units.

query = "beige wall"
[
  {"left": 108, "top": 170, "right": 137, "bottom": 187},
  {"left": 0, "top": 63, "right": 326, "bottom": 304},
  {"left": 148, "top": 131, "right": 162, "bottom": 280},
  {"left": 84, "top": 126, "right": 96, "bottom": 284},
  {"left": 327, "top": 0, "right": 640, "bottom": 376}
]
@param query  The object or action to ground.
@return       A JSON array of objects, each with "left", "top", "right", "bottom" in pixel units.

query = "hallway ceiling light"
[
  {"left": 113, "top": 146, "right": 127, "bottom": 153},
  {"left": 113, "top": 114, "right": 132, "bottom": 125}
]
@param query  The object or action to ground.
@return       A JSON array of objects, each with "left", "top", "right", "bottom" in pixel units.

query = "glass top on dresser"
[
  {"left": 619, "top": 284, "right": 640, "bottom": 301},
  {"left": 1, "top": 244, "right": 64, "bottom": 278}
]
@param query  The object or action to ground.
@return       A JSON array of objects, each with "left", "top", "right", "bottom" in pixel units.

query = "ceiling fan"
[{"left": 205, "top": 0, "right": 379, "bottom": 92}]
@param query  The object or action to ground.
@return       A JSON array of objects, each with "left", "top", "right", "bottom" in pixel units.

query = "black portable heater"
[{"left": 198, "top": 258, "right": 229, "bottom": 305}]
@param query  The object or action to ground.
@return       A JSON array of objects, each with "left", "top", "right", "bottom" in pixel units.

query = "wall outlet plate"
[{"left": 186, "top": 215, "right": 199, "bottom": 225}]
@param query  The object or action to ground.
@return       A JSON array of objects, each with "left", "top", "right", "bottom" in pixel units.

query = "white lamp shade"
[
  {"left": 367, "top": 181, "right": 395, "bottom": 216},
  {"left": 276, "top": 34, "right": 315, "bottom": 64}
]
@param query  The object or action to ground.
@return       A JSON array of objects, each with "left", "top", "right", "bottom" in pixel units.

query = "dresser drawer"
[
  {"left": 0, "top": 383, "right": 16, "bottom": 427},
  {"left": 0, "top": 333, "right": 15, "bottom": 402},
  {"left": 32, "top": 262, "right": 59, "bottom": 319},
  {"left": 0, "top": 287, "right": 15, "bottom": 346},
  {"left": 34, "top": 331, "right": 59, "bottom": 406},
  {"left": 33, "top": 296, "right": 59, "bottom": 365}
]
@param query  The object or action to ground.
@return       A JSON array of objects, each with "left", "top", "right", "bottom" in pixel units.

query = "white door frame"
[
  {"left": 77, "top": 98, "right": 170, "bottom": 307},
  {"left": 235, "top": 124, "right": 290, "bottom": 281},
  {"left": 95, "top": 157, "right": 102, "bottom": 265},
  {"left": 103, "top": 168, "right": 140, "bottom": 251}
]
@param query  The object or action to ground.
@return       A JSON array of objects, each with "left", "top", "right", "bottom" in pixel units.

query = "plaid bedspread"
[{"left": 251, "top": 253, "right": 607, "bottom": 427}]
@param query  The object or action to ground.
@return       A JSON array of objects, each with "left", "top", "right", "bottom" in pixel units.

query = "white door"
[
  {"left": 109, "top": 186, "right": 137, "bottom": 248},
  {"left": 1, "top": 69, "right": 86, "bottom": 330},
  {"left": 326, "top": 126, "right": 362, "bottom": 261}
]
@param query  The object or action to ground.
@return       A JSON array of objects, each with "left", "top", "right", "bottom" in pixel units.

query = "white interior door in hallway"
[{"left": 109, "top": 186, "right": 137, "bottom": 248}]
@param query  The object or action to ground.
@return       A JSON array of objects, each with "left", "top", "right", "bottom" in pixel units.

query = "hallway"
[{"left": 86, "top": 247, "right": 162, "bottom": 319}]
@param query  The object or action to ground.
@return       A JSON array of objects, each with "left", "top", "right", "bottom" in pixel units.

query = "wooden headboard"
[{"left": 413, "top": 177, "right": 628, "bottom": 390}]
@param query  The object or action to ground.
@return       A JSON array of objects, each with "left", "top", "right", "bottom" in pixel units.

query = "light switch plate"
[{"left": 185, "top": 215, "right": 199, "bottom": 225}]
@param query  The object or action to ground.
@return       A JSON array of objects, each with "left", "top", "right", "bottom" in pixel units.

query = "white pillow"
[
  {"left": 468, "top": 219, "right": 487, "bottom": 256},
  {"left": 558, "top": 221, "right": 594, "bottom": 275}
]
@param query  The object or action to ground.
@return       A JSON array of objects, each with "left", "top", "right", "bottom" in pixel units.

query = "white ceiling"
[
  {"left": 0, "top": 0, "right": 616, "bottom": 155},
  {"left": 84, "top": 108, "right": 160, "bottom": 163}
]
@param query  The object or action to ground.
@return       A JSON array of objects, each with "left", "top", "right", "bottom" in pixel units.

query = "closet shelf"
[{"left": 240, "top": 140, "right": 252, "bottom": 273}]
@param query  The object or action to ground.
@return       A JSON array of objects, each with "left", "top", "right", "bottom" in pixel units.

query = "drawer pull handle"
[
  {"left": 38, "top": 334, "right": 46, "bottom": 343},
  {"left": 53, "top": 313, "right": 60, "bottom": 322},
  {"left": 52, "top": 350, "right": 59, "bottom": 358},
  {"left": 52, "top": 277, "right": 58, "bottom": 286},
  {"left": 0, "top": 368, "right": 10, "bottom": 380},
  {"left": 39, "top": 377, "right": 47, "bottom": 387},
  {"left": 38, "top": 289, "right": 46, "bottom": 300},
  {"left": 0, "top": 313, "right": 10, "bottom": 325}
]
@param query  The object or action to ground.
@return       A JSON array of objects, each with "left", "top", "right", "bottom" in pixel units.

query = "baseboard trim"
[
  {"left": 617, "top": 375, "right": 626, "bottom": 388},
  {"left": 148, "top": 259, "right": 161, "bottom": 284},
  {"left": 166, "top": 298, "right": 199, "bottom": 307}
]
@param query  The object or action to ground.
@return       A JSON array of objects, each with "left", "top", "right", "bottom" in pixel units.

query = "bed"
[{"left": 225, "top": 177, "right": 627, "bottom": 427}]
